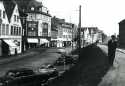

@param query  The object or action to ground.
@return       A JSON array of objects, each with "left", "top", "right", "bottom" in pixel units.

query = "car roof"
[{"left": 7, "top": 68, "right": 33, "bottom": 73}]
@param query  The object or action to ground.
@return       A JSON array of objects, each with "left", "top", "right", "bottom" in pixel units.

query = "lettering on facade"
[{"left": 27, "top": 21, "right": 38, "bottom": 36}]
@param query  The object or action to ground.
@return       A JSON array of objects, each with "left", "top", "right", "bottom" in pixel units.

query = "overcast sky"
[{"left": 36, "top": 0, "right": 125, "bottom": 36}]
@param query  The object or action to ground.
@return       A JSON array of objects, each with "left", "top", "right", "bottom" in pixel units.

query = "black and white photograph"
[{"left": 0, "top": 0, "right": 124, "bottom": 86}]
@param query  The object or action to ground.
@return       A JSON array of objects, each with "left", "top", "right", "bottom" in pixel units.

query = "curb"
[{"left": 116, "top": 49, "right": 125, "bottom": 54}]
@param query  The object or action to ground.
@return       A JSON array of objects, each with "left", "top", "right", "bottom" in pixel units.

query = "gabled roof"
[
  {"left": 26, "top": 0, "right": 51, "bottom": 17},
  {"left": 3, "top": 0, "right": 16, "bottom": 22},
  {"left": 28, "top": 0, "right": 42, "bottom": 8},
  {"left": 119, "top": 19, "right": 125, "bottom": 24}
]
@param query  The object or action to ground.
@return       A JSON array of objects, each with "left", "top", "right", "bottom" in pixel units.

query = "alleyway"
[{"left": 47, "top": 44, "right": 109, "bottom": 86}]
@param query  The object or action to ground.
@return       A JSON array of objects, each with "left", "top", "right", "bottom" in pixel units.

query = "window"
[
  {"left": 14, "top": 15, "right": 16, "bottom": 22},
  {"left": 42, "top": 23, "right": 48, "bottom": 36},
  {"left": 0, "top": 24, "right": 1, "bottom": 35},
  {"left": 16, "top": 27, "right": 18, "bottom": 35},
  {"left": 3, "top": 11, "right": 5, "bottom": 18},
  {"left": 2, "top": 24, "right": 5, "bottom": 35},
  {"left": 28, "top": 31, "right": 36, "bottom": 36},
  {"left": 11, "top": 26, "right": 14, "bottom": 35},
  {"left": 15, "top": 27, "right": 18, "bottom": 35},
  {"left": 14, "top": 26, "right": 16, "bottom": 35},
  {"left": 6, "top": 24, "right": 9, "bottom": 35},
  {"left": 19, "top": 27, "right": 21, "bottom": 35},
  {"left": 17, "top": 16, "right": 19, "bottom": 22}
]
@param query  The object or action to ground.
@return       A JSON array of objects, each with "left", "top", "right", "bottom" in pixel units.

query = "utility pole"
[{"left": 78, "top": 5, "right": 81, "bottom": 56}]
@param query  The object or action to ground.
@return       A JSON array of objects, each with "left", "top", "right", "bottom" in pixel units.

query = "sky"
[{"left": 36, "top": 0, "right": 125, "bottom": 36}]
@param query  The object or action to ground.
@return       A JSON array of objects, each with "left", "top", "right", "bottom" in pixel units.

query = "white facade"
[
  {"left": 27, "top": 13, "right": 51, "bottom": 37},
  {"left": 9, "top": 4, "right": 22, "bottom": 54},
  {"left": 62, "top": 23, "right": 73, "bottom": 41},
  {"left": 83, "top": 27, "right": 103, "bottom": 44},
  {"left": 62, "top": 27, "right": 72, "bottom": 41},
  {"left": 0, "top": 1, "right": 9, "bottom": 38},
  {"left": 0, "top": 1, "right": 10, "bottom": 56}
]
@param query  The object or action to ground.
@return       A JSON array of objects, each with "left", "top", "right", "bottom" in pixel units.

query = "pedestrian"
[
  {"left": 15, "top": 48, "right": 17, "bottom": 55},
  {"left": 108, "top": 35, "right": 117, "bottom": 67}
]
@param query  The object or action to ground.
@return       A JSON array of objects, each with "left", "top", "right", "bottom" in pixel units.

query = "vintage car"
[
  {"left": 54, "top": 54, "right": 78, "bottom": 65},
  {"left": 39, "top": 64, "right": 59, "bottom": 78},
  {"left": 0, "top": 68, "right": 50, "bottom": 86}
]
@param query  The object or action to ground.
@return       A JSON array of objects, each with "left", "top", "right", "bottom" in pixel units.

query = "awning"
[
  {"left": 27, "top": 38, "right": 38, "bottom": 43},
  {"left": 51, "top": 39, "right": 57, "bottom": 41},
  {"left": 57, "top": 38, "right": 69, "bottom": 41},
  {"left": 4, "top": 40, "right": 17, "bottom": 47},
  {"left": 40, "top": 39, "right": 49, "bottom": 44}
]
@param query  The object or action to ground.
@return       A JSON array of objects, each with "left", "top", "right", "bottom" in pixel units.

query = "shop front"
[
  {"left": 3, "top": 39, "right": 21, "bottom": 55},
  {"left": 27, "top": 38, "right": 39, "bottom": 48},
  {"left": 50, "top": 39, "right": 57, "bottom": 47},
  {"left": 56, "top": 38, "right": 64, "bottom": 48},
  {"left": 40, "top": 38, "right": 49, "bottom": 47}
]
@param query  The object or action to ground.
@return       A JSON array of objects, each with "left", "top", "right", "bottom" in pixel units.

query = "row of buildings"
[
  {"left": 0, "top": 0, "right": 78, "bottom": 56},
  {"left": 80, "top": 27, "right": 106, "bottom": 47},
  {"left": 0, "top": 0, "right": 106, "bottom": 56}
]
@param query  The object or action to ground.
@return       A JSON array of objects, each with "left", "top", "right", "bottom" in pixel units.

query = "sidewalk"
[
  {"left": 116, "top": 48, "right": 125, "bottom": 54},
  {"left": 98, "top": 46, "right": 125, "bottom": 86}
]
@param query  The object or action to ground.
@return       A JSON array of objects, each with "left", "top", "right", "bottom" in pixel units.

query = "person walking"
[{"left": 108, "top": 35, "right": 117, "bottom": 67}]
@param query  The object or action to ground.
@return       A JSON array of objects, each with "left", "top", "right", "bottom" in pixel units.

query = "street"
[
  {"left": 1, "top": 44, "right": 125, "bottom": 86},
  {"left": 0, "top": 48, "right": 62, "bottom": 77},
  {"left": 47, "top": 44, "right": 109, "bottom": 86}
]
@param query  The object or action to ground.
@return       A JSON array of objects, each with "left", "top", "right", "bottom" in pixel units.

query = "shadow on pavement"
[{"left": 48, "top": 44, "right": 110, "bottom": 86}]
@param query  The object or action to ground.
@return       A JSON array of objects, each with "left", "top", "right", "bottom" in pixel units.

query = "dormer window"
[
  {"left": 3, "top": 11, "right": 5, "bottom": 19},
  {"left": 31, "top": 7, "right": 34, "bottom": 11}
]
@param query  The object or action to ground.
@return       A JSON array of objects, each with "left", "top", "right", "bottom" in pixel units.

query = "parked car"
[
  {"left": 39, "top": 64, "right": 59, "bottom": 78},
  {"left": 54, "top": 54, "right": 77, "bottom": 65},
  {"left": 5, "top": 68, "right": 35, "bottom": 78},
  {"left": 0, "top": 68, "right": 50, "bottom": 86}
]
